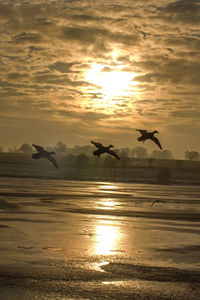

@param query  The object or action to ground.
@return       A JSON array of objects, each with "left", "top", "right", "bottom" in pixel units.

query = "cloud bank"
[{"left": 0, "top": 0, "right": 199, "bottom": 157}]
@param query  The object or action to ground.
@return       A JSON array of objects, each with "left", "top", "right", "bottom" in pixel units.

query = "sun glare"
[
  {"left": 94, "top": 220, "right": 120, "bottom": 255},
  {"left": 86, "top": 63, "right": 136, "bottom": 97}
]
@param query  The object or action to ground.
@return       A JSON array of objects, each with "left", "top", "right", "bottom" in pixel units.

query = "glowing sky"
[{"left": 0, "top": 0, "right": 200, "bottom": 157}]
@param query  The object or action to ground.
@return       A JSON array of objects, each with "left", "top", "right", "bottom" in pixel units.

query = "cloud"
[
  {"left": 163, "top": 0, "right": 200, "bottom": 25},
  {"left": 33, "top": 74, "right": 89, "bottom": 87},
  {"left": 12, "top": 32, "right": 41, "bottom": 44},
  {"left": 61, "top": 24, "right": 140, "bottom": 47},
  {"left": 170, "top": 109, "right": 200, "bottom": 119},
  {"left": 48, "top": 61, "right": 78, "bottom": 73},
  {"left": 0, "top": 0, "right": 199, "bottom": 157},
  {"left": 7, "top": 72, "right": 28, "bottom": 80},
  {"left": 134, "top": 58, "right": 200, "bottom": 86}
]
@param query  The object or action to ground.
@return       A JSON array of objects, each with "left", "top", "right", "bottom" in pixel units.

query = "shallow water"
[{"left": 0, "top": 177, "right": 200, "bottom": 299}]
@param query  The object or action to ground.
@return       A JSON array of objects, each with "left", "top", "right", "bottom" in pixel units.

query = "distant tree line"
[
  {"left": 185, "top": 151, "right": 200, "bottom": 161},
  {"left": 0, "top": 141, "right": 199, "bottom": 161}
]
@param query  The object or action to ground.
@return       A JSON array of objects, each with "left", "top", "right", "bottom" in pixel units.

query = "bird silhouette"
[
  {"left": 32, "top": 144, "right": 58, "bottom": 169},
  {"left": 91, "top": 141, "right": 120, "bottom": 160},
  {"left": 151, "top": 199, "right": 165, "bottom": 207},
  {"left": 136, "top": 130, "right": 162, "bottom": 150}
]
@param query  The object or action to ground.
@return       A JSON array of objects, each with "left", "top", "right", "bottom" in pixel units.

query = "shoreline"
[
  {"left": 0, "top": 173, "right": 199, "bottom": 187},
  {"left": 0, "top": 153, "right": 200, "bottom": 186}
]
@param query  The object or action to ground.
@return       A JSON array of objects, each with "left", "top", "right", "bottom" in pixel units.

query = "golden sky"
[{"left": 0, "top": 0, "right": 200, "bottom": 158}]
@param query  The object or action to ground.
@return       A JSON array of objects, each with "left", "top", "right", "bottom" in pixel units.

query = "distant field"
[
  {"left": 0, "top": 152, "right": 200, "bottom": 185},
  {"left": 0, "top": 153, "right": 34, "bottom": 164}
]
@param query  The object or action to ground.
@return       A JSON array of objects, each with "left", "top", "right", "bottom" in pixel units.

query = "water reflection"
[
  {"left": 99, "top": 184, "right": 118, "bottom": 190},
  {"left": 95, "top": 183, "right": 119, "bottom": 210},
  {"left": 95, "top": 198, "right": 117, "bottom": 210},
  {"left": 92, "top": 183, "right": 122, "bottom": 255},
  {"left": 98, "top": 183, "right": 118, "bottom": 194},
  {"left": 94, "top": 220, "right": 121, "bottom": 255}
]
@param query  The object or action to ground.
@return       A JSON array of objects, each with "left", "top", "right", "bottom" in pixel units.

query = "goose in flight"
[
  {"left": 32, "top": 144, "right": 58, "bottom": 169},
  {"left": 136, "top": 130, "right": 162, "bottom": 150},
  {"left": 91, "top": 141, "right": 120, "bottom": 160}
]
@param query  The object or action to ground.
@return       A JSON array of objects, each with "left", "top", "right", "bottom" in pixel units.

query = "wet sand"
[{"left": 0, "top": 178, "right": 200, "bottom": 299}]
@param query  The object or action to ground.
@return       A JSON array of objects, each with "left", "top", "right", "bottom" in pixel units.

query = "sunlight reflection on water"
[
  {"left": 95, "top": 197, "right": 118, "bottom": 210},
  {"left": 94, "top": 219, "right": 121, "bottom": 255},
  {"left": 99, "top": 184, "right": 118, "bottom": 190},
  {"left": 92, "top": 187, "right": 122, "bottom": 255}
]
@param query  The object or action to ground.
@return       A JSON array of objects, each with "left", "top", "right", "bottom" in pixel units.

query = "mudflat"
[{"left": 0, "top": 177, "right": 200, "bottom": 299}]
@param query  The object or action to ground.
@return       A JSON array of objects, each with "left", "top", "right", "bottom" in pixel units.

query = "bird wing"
[
  {"left": 32, "top": 144, "right": 45, "bottom": 152},
  {"left": 107, "top": 150, "right": 120, "bottom": 160},
  {"left": 93, "top": 149, "right": 102, "bottom": 157},
  {"left": 46, "top": 155, "right": 58, "bottom": 169},
  {"left": 151, "top": 200, "right": 165, "bottom": 207},
  {"left": 91, "top": 141, "right": 103, "bottom": 149},
  {"left": 151, "top": 200, "right": 158, "bottom": 207},
  {"left": 151, "top": 136, "right": 162, "bottom": 150},
  {"left": 136, "top": 129, "right": 147, "bottom": 135}
]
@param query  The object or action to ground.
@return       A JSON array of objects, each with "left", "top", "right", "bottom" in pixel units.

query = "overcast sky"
[{"left": 0, "top": 0, "right": 200, "bottom": 158}]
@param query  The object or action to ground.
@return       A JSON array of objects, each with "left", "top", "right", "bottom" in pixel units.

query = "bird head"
[
  {"left": 108, "top": 144, "right": 114, "bottom": 148},
  {"left": 153, "top": 130, "right": 159, "bottom": 134}
]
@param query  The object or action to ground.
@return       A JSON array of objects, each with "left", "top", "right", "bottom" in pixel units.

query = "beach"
[{"left": 0, "top": 177, "right": 200, "bottom": 299}]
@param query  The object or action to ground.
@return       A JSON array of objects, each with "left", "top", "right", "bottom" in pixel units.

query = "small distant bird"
[
  {"left": 32, "top": 144, "right": 58, "bottom": 169},
  {"left": 136, "top": 130, "right": 162, "bottom": 150},
  {"left": 91, "top": 141, "right": 120, "bottom": 160},
  {"left": 151, "top": 200, "right": 165, "bottom": 207}
]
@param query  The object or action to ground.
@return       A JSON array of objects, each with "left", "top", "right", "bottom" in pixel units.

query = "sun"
[{"left": 86, "top": 63, "right": 136, "bottom": 97}]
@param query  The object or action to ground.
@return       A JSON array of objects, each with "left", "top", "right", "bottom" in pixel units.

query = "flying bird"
[
  {"left": 91, "top": 141, "right": 120, "bottom": 160},
  {"left": 136, "top": 130, "right": 162, "bottom": 150},
  {"left": 151, "top": 200, "right": 165, "bottom": 207},
  {"left": 32, "top": 144, "right": 58, "bottom": 169}
]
